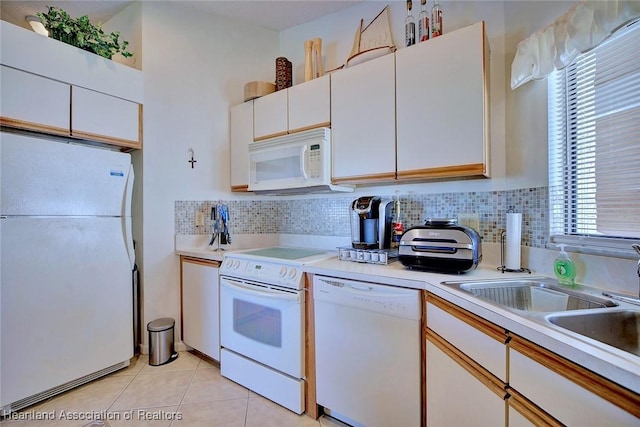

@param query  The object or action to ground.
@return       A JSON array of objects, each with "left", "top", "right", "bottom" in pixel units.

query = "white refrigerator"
[{"left": 0, "top": 132, "right": 135, "bottom": 414}]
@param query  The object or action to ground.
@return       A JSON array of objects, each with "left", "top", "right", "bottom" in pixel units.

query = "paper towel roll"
[{"left": 505, "top": 212, "right": 522, "bottom": 270}]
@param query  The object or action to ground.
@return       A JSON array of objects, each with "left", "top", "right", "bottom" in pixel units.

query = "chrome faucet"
[{"left": 602, "top": 243, "right": 640, "bottom": 305}]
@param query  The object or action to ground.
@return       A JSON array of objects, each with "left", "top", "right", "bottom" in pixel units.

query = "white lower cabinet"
[
  {"left": 424, "top": 293, "right": 640, "bottom": 426},
  {"left": 180, "top": 256, "right": 221, "bottom": 361},
  {"left": 509, "top": 336, "right": 640, "bottom": 426},
  {"left": 426, "top": 336, "right": 506, "bottom": 427},
  {"left": 425, "top": 294, "right": 508, "bottom": 426}
]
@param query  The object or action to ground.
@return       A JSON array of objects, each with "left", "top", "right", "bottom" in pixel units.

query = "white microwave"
[{"left": 248, "top": 127, "right": 353, "bottom": 195}]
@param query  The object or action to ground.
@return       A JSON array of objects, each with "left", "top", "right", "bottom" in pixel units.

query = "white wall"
[{"left": 132, "top": 2, "right": 278, "bottom": 348}]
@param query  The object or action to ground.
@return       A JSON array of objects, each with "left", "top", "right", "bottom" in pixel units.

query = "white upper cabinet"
[
  {"left": 396, "top": 21, "right": 490, "bottom": 180},
  {"left": 230, "top": 101, "right": 253, "bottom": 191},
  {"left": 288, "top": 74, "right": 330, "bottom": 134},
  {"left": 72, "top": 87, "right": 141, "bottom": 149},
  {"left": 253, "top": 89, "right": 288, "bottom": 141},
  {"left": 0, "top": 66, "right": 70, "bottom": 137},
  {"left": 0, "top": 21, "right": 143, "bottom": 151},
  {"left": 331, "top": 53, "right": 396, "bottom": 184},
  {"left": 253, "top": 75, "right": 331, "bottom": 141}
]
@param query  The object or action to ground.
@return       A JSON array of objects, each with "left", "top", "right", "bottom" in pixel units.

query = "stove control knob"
[
  {"left": 223, "top": 259, "right": 233, "bottom": 269},
  {"left": 279, "top": 266, "right": 287, "bottom": 277},
  {"left": 232, "top": 260, "right": 241, "bottom": 270},
  {"left": 288, "top": 268, "right": 298, "bottom": 279}
]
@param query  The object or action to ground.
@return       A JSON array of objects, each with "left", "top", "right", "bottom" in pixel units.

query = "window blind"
[{"left": 548, "top": 19, "right": 640, "bottom": 255}]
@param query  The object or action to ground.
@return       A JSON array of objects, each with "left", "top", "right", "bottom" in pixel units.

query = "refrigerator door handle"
[
  {"left": 123, "top": 164, "right": 134, "bottom": 218},
  {"left": 123, "top": 216, "right": 135, "bottom": 269},
  {"left": 122, "top": 164, "right": 135, "bottom": 269}
]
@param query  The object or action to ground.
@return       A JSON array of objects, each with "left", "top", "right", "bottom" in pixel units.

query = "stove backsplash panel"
[{"left": 175, "top": 187, "right": 549, "bottom": 248}]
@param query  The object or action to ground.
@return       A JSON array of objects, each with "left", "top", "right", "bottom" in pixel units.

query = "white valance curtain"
[{"left": 510, "top": 0, "right": 640, "bottom": 90}]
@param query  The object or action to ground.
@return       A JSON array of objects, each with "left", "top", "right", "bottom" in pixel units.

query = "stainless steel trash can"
[{"left": 147, "top": 318, "right": 178, "bottom": 366}]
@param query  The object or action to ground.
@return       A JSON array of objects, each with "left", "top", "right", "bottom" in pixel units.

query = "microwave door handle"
[{"left": 300, "top": 145, "right": 308, "bottom": 179}]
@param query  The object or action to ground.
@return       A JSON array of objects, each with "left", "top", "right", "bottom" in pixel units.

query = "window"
[{"left": 548, "top": 19, "right": 640, "bottom": 256}]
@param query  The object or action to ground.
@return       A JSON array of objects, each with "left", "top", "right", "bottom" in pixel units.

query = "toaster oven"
[{"left": 398, "top": 219, "right": 482, "bottom": 273}]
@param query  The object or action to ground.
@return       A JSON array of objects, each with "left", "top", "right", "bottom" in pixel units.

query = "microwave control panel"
[{"left": 307, "top": 143, "right": 321, "bottom": 179}]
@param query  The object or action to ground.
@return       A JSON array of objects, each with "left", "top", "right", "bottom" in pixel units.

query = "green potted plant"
[{"left": 37, "top": 6, "right": 133, "bottom": 60}]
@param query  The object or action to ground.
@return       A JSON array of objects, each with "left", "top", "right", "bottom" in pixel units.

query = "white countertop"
[
  {"left": 174, "top": 236, "right": 640, "bottom": 395},
  {"left": 306, "top": 258, "right": 640, "bottom": 395},
  {"left": 174, "top": 234, "right": 280, "bottom": 261}
]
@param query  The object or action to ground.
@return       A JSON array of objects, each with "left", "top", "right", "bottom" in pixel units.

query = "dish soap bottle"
[{"left": 554, "top": 244, "right": 576, "bottom": 286}]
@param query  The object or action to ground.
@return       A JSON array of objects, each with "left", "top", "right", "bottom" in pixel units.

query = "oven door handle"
[{"left": 221, "top": 278, "right": 301, "bottom": 302}]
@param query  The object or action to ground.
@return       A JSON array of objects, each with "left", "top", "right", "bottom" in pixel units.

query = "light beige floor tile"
[
  {"left": 318, "top": 414, "right": 351, "bottom": 427},
  {"left": 181, "top": 367, "right": 249, "bottom": 404},
  {"left": 0, "top": 411, "right": 106, "bottom": 427},
  {"left": 109, "top": 371, "right": 194, "bottom": 411},
  {"left": 111, "top": 354, "right": 148, "bottom": 377},
  {"left": 245, "top": 396, "right": 320, "bottom": 427},
  {"left": 172, "top": 400, "right": 247, "bottom": 427},
  {"left": 107, "top": 406, "right": 178, "bottom": 427},
  {"left": 139, "top": 352, "right": 200, "bottom": 374},
  {"left": 37, "top": 375, "right": 134, "bottom": 416},
  {"left": 194, "top": 356, "right": 218, "bottom": 370}
]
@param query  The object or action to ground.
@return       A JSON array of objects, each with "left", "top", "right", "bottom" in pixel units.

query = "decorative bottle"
[
  {"left": 418, "top": 0, "right": 430, "bottom": 42},
  {"left": 431, "top": 0, "right": 443, "bottom": 38},
  {"left": 405, "top": 0, "right": 416, "bottom": 46},
  {"left": 391, "top": 192, "right": 404, "bottom": 249}
]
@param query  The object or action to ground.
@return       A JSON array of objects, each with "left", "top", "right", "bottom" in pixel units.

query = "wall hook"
[{"left": 188, "top": 148, "right": 197, "bottom": 169}]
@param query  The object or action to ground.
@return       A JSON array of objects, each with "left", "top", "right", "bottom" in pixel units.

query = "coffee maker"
[{"left": 350, "top": 196, "right": 394, "bottom": 249}]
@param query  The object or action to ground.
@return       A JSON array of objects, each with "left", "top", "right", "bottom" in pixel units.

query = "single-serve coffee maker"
[{"left": 350, "top": 196, "right": 394, "bottom": 249}]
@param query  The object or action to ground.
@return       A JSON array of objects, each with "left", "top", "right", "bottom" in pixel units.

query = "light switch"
[
  {"left": 458, "top": 213, "right": 480, "bottom": 232},
  {"left": 195, "top": 211, "right": 205, "bottom": 227}
]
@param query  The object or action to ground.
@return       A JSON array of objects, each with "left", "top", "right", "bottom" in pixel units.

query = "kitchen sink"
[
  {"left": 547, "top": 310, "right": 640, "bottom": 357},
  {"left": 443, "top": 278, "right": 617, "bottom": 312}
]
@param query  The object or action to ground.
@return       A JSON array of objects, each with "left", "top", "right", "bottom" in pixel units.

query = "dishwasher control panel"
[{"left": 313, "top": 276, "right": 421, "bottom": 320}]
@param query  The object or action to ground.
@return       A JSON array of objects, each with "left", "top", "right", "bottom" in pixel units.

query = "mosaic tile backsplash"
[{"left": 175, "top": 187, "right": 549, "bottom": 248}]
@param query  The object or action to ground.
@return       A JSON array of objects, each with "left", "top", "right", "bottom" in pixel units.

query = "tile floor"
[{"left": 0, "top": 352, "right": 346, "bottom": 427}]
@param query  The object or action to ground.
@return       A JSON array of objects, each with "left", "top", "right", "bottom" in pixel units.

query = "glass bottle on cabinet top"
[
  {"left": 405, "top": 0, "right": 416, "bottom": 46},
  {"left": 418, "top": 0, "right": 430, "bottom": 42},
  {"left": 431, "top": 0, "right": 443, "bottom": 38}
]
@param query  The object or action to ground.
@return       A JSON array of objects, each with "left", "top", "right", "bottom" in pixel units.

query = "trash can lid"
[{"left": 147, "top": 317, "right": 175, "bottom": 332}]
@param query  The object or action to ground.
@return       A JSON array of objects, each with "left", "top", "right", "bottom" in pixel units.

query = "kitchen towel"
[{"left": 505, "top": 212, "right": 522, "bottom": 270}]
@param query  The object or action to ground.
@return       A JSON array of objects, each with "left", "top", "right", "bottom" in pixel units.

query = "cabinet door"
[
  {"left": 426, "top": 334, "right": 507, "bottom": 427},
  {"left": 396, "top": 21, "right": 489, "bottom": 180},
  {"left": 507, "top": 389, "right": 563, "bottom": 427},
  {"left": 230, "top": 101, "right": 253, "bottom": 191},
  {"left": 331, "top": 53, "right": 396, "bottom": 184},
  {"left": 288, "top": 75, "right": 330, "bottom": 133},
  {"left": 253, "top": 89, "right": 288, "bottom": 141},
  {"left": 0, "top": 65, "right": 70, "bottom": 136},
  {"left": 509, "top": 336, "right": 640, "bottom": 425},
  {"left": 181, "top": 257, "right": 220, "bottom": 361},
  {"left": 71, "top": 86, "right": 141, "bottom": 150},
  {"left": 426, "top": 293, "right": 507, "bottom": 381}
]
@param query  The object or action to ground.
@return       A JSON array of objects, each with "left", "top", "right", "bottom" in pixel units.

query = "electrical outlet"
[
  {"left": 195, "top": 211, "right": 205, "bottom": 227},
  {"left": 458, "top": 213, "right": 480, "bottom": 231}
]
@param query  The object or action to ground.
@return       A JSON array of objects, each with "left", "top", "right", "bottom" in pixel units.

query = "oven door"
[{"left": 220, "top": 276, "right": 304, "bottom": 378}]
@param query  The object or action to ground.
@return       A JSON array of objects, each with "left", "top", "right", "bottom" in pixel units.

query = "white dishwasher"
[{"left": 313, "top": 275, "right": 421, "bottom": 427}]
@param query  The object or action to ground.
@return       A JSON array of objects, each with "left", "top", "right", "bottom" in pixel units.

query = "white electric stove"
[
  {"left": 220, "top": 246, "right": 335, "bottom": 289},
  {"left": 218, "top": 246, "right": 335, "bottom": 414}
]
